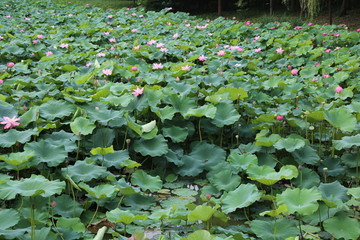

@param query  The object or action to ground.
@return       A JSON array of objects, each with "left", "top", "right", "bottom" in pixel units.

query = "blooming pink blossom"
[
  {"left": 245, "top": 21, "right": 251, "bottom": 26},
  {"left": 102, "top": 69, "right": 112, "bottom": 75},
  {"left": 0, "top": 79, "right": 3, "bottom": 84},
  {"left": 325, "top": 49, "right": 332, "bottom": 53},
  {"left": 172, "top": 33, "right": 180, "bottom": 39},
  {"left": 7, "top": 62, "right": 15, "bottom": 68},
  {"left": 133, "top": 45, "right": 140, "bottom": 50},
  {"left": 104, "top": 32, "right": 110, "bottom": 35},
  {"left": 217, "top": 50, "right": 226, "bottom": 56},
  {"left": 97, "top": 52, "right": 106, "bottom": 57},
  {"left": 156, "top": 43, "right": 165, "bottom": 48},
  {"left": 32, "top": 40, "right": 38, "bottom": 44},
  {"left": 0, "top": 36, "right": 4, "bottom": 40},
  {"left": 37, "top": 34, "right": 44, "bottom": 39},
  {"left": 131, "top": 29, "right": 138, "bottom": 33},
  {"left": 131, "top": 66, "right": 138, "bottom": 71},
  {"left": 5, "top": 15, "right": 11, "bottom": 18},
  {"left": 152, "top": 63, "right": 163, "bottom": 69},
  {"left": 109, "top": 38, "right": 116, "bottom": 43},
  {"left": 276, "top": 115, "right": 284, "bottom": 121},
  {"left": 276, "top": 47, "right": 284, "bottom": 54},
  {"left": 46, "top": 51, "right": 53, "bottom": 56},
  {"left": 181, "top": 65, "right": 191, "bottom": 71},
  {"left": 314, "top": 62, "right": 320, "bottom": 66},
  {"left": 147, "top": 39, "right": 156, "bottom": 45},
  {"left": 107, "top": 15, "right": 113, "bottom": 19},
  {"left": 357, "top": 29, "right": 360, "bottom": 32},
  {"left": 291, "top": 69, "right": 299, "bottom": 75},
  {"left": 253, "top": 36, "right": 260, "bottom": 42},
  {"left": 308, "top": 23, "right": 314, "bottom": 26},
  {"left": 254, "top": 48, "right": 262, "bottom": 53},
  {"left": 335, "top": 86, "right": 343, "bottom": 93},
  {"left": 160, "top": 48, "right": 168, "bottom": 52},
  {"left": 0, "top": 116, "right": 20, "bottom": 129},
  {"left": 312, "top": 78, "right": 319, "bottom": 82},
  {"left": 60, "top": 43, "right": 69, "bottom": 49},
  {"left": 131, "top": 87, "right": 144, "bottom": 97},
  {"left": 198, "top": 55, "right": 207, "bottom": 61},
  {"left": 86, "top": 62, "right": 92, "bottom": 67},
  {"left": 294, "top": 26, "right": 303, "bottom": 30},
  {"left": 322, "top": 74, "right": 330, "bottom": 78}
]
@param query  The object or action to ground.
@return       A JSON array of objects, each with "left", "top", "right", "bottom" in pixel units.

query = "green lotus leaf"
[
  {"left": 276, "top": 188, "right": 322, "bottom": 215},
  {"left": 70, "top": 117, "right": 96, "bottom": 135},
  {"left": 149, "top": 208, "right": 172, "bottom": 220},
  {"left": 341, "top": 152, "right": 360, "bottom": 168},
  {"left": 121, "top": 159, "right": 142, "bottom": 169},
  {"left": 250, "top": 218, "right": 299, "bottom": 240},
  {"left": 184, "top": 104, "right": 217, "bottom": 119},
  {"left": 333, "top": 134, "right": 360, "bottom": 150},
  {"left": 318, "top": 181, "right": 349, "bottom": 208},
  {"left": 172, "top": 188, "right": 198, "bottom": 197},
  {"left": 19, "top": 106, "right": 40, "bottom": 127},
  {"left": 177, "top": 155, "right": 205, "bottom": 177},
  {"left": 106, "top": 208, "right": 147, "bottom": 225},
  {"left": 152, "top": 106, "right": 176, "bottom": 121},
  {"left": 247, "top": 165, "right": 298, "bottom": 186},
  {"left": 0, "top": 150, "right": 35, "bottom": 166},
  {"left": 42, "top": 130, "right": 77, "bottom": 152},
  {"left": 306, "top": 111, "right": 325, "bottom": 122},
  {"left": 255, "top": 134, "right": 281, "bottom": 147},
  {"left": 131, "top": 170, "right": 162, "bottom": 192},
  {"left": 227, "top": 152, "right": 258, "bottom": 171},
  {"left": 347, "top": 187, "right": 360, "bottom": 199},
  {"left": 0, "top": 175, "right": 65, "bottom": 200},
  {"left": 215, "top": 86, "right": 248, "bottom": 101},
  {"left": 89, "top": 128, "right": 115, "bottom": 148},
  {"left": 39, "top": 100, "right": 75, "bottom": 120},
  {"left": 78, "top": 182, "right": 118, "bottom": 200},
  {"left": 188, "top": 206, "right": 216, "bottom": 222},
  {"left": 123, "top": 194, "right": 156, "bottom": 210},
  {"left": 24, "top": 140, "right": 67, "bottom": 167},
  {"left": 210, "top": 169, "right": 241, "bottom": 191},
  {"left": 134, "top": 135, "right": 168, "bottom": 157},
  {"left": 292, "top": 167, "right": 320, "bottom": 188},
  {"left": 274, "top": 134, "right": 306, "bottom": 152},
  {"left": 162, "top": 126, "right": 188, "bottom": 143},
  {"left": 62, "top": 161, "right": 108, "bottom": 182},
  {"left": 185, "top": 230, "right": 213, "bottom": 240},
  {"left": 57, "top": 217, "right": 85, "bottom": 233},
  {"left": 168, "top": 94, "right": 196, "bottom": 114},
  {"left": 221, "top": 183, "right": 262, "bottom": 214},
  {"left": 323, "top": 213, "right": 360, "bottom": 240},
  {"left": 292, "top": 145, "right": 320, "bottom": 165},
  {"left": 53, "top": 194, "right": 84, "bottom": 218},
  {"left": 141, "top": 120, "right": 156, "bottom": 133},
  {"left": 0, "top": 209, "right": 20, "bottom": 230},
  {"left": 97, "top": 150, "right": 130, "bottom": 169},
  {"left": 324, "top": 108, "right": 356, "bottom": 132},
  {"left": 0, "top": 174, "right": 11, "bottom": 185},
  {"left": 90, "top": 145, "right": 115, "bottom": 155},
  {"left": 0, "top": 129, "right": 38, "bottom": 148},
  {"left": 211, "top": 102, "right": 240, "bottom": 127},
  {"left": 259, "top": 204, "right": 288, "bottom": 217}
]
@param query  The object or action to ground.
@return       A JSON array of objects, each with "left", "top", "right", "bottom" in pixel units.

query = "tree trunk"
[
  {"left": 270, "top": 0, "right": 273, "bottom": 16},
  {"left": 339, "top": 0, "right": 348, "bottom": 16},
  {"left": 328, "top": 0, "right": 333, "bottom": 24},
  {"left": 218, "top": 0, "right": 222, "bottom": 16}
]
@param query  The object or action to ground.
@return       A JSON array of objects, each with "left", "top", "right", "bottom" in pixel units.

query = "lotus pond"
[{"left": 0, "top": 0, "right": 359, "bottom": 239}]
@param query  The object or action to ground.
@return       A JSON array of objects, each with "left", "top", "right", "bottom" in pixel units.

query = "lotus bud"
[{"left": 126, "top": 139, "right": 131, "bottom": 144}]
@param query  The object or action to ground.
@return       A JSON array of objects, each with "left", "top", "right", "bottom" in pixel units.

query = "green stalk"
[
  {"left": 198, "top": 119, "right": 202, "bottom": 142},
  {"left": 76, "top": 134, "right": 81, "bottom": 160},
  {"left": 30, "top": 197, "right": 35, "bottom": 240},
  {"left": 88, "top": 202, "right": 100, "bottom": 225}
]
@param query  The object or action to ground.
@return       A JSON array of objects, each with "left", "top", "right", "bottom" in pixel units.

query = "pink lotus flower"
[
  {"left": 0, "top": 79, "right": 3, "bottom": 84},
  {"left": 254, "top": 48, "right": 262, "bottom": 53},
  {"left": 104, "top": 32, "right": 110, "bottom": 35},
  {"left": 156, "top": 43, "right": 165, "bottom": 48},
  {"left": 325, "top": 49, "right": 332, "bottom": 53},
  {"left": 0, "top": 36, "right": 4, "bottom": 40},
  {"left": 46, "top": 51, "right": 53, "bottom": 56},
  {"left": 276, "top": 115, "right": 284, "bottom": 121},
  {"left": 107, "top": 15, "right": 113, "bottom": 19},
  {"left": 7, "top": 62, "right": 15, "bottom": 68},
  {"left": 1, "top": 116, "right": 20, "bottom": 129},
  {"left": 32, "top": 40, "right": 38, "bottom": 44},
  {"left": 335, "top": 86, "right": 343, "bottom": 93},
  {"left": 357, "top": 29, "right": 360, "bottom": 32},
  {"left": 322, "top": 74, "right": 330, "bottom": 78},
  {"left": 131, "top": 86, "right": 144, "bottom": 97},
  {"left": 131, "top": 66, "right": 138, "bottom": 71},
  {"left": 314, "top": 62, "right": 320, "bottom": 66},
  {"left": 109, "top": 38, "right": 116, "bottom": 43},
  {"left": 152, "top": 63, "right": 163, "bottom": 69},
  {"left": 37, "top": 34, "right": 44, "bottom": 39},
  {"left": 147, "top": 39, "right": 156, "bottom": 45},
  {"left": 133, "top": 45, "right": 140, "bottom": 50},
  {"left": 60, "top": 43, "right": 69, "bottom": 49},
  {"left": 181, "top": 65, "right": 191, "bottom": 71},
  {"left": 131, "top": 29, "right": 138, "bottom": 33},
  {"left": 172, "top": 33, "right": 180, "bottom": 39},
  {"left": 276, "top": 47, "right": 284, "bottom": 54},
  {"left": 102, "top": 69, "right": 112, "bottom": 75},
  {"left": 97, "top": 52, "right": 106, "bottom": 57},
  {"left": 291, "top": 69, "right": 299, "bottom": 75},
  {"left": 160, "top": 48, "right": 168, "bottom": 52},
  {"left": 198, "top": 55, "right": 207, "bottom": 61},
  {"left": 86, "top": 62, "right": 92, "bottom": 67},
  {"left": 217, "top": 50, "right": 226, "bottom": 56}
]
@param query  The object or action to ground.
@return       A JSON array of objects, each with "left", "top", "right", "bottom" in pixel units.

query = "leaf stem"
[
  {"left": 198, "top": 118, "right": 202, "bottom": 142},
  {"left": 88, "top": 202, "right": 99, "bottom": 225}
]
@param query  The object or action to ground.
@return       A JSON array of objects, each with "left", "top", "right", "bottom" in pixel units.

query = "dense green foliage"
[{"left": 0, "top": 0, "right": 359, "bottom": 239}]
